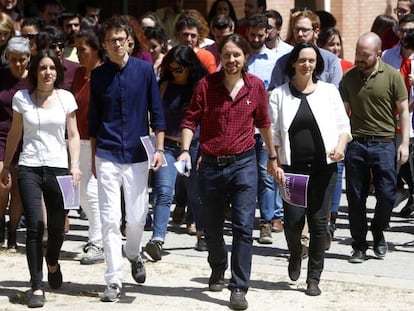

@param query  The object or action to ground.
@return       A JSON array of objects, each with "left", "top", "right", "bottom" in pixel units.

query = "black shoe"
[
  {"left": 195, "top": 236, "right": 208, "bottom": 252},
  {"left": 7, "top": 223, "right": 17, "bottom": 251},
  {"left": 373, "top": 231, "right": 387, "bottom": 258},
  {"left": 348, "top": 249, "right": 366, "bottom": 263},
  {"left": 48, "top": 264, "right": 62, "bottom": 289},
  {"left": 288, "top": 256, "right": 301, "bottom": 281},
  {"left": 145, "top": 240, "right": 163, "bottom": 261},
  {"left": 130, "top": 255, "right": 146, "bottom": 283},
  {"left": 229, "top": 288, "right": 248, "bottom": 310},
  {"left": 305, "top": 282, "right": 321, "bottom": 296},
  {"left": 208, "top": 271, "right": 225, "bottom": 292},
  {"left": 400, "top": 204, "right": 414, "bottom": 218},
  {"left": 28, "top": 290, "right": 45, "bottom": 308}
]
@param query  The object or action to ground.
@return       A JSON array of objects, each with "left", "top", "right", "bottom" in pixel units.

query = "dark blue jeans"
[
  {"left": 198, "top": 152, "right": 257, "bottom": 292},
  {"left": 345, "top": 140, "right": 396, "bottom": 251},
  {"left": 18, "top": 166, "right": 68, "bottom": 290},
  {"left": 283, "top": 163, "right": 337, "bottom": 284}
]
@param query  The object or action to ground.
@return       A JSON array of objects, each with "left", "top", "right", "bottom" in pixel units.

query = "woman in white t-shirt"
[{"left": 0, "top": 49, "right": 81, "bottom": 308}]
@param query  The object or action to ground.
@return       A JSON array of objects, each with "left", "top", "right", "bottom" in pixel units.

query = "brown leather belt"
[
  {"left": 202, "top": 149, "right": 255, "bottom": 167},
  {"left": 353, "top": 136, "right": 394, "bottom": 143}
]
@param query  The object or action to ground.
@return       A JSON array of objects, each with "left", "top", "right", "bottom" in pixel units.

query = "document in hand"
[
  {"left": 56, "top": 175, "right": 80, "bottom": 210},
  {"left": 280, "top": 173, "right": 309, "bottom": 208},
  {"left": 140, "top": 135, "right": 168, "bottom": 169}
]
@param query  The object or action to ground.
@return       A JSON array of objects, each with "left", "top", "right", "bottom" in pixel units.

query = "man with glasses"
[
  {"left": 383, "top": 0, "right": 414, "bottom": 50},
  {"left": 269, "top": 9, "right": 342, "bottom": 90},
  {"left": 382, "top": 13, "right": 414, "bottom": 218},
  {"left": 89, "top": 16, "right": 166, "bottom": 302},
  {"left": 35, "top": 26, "right": 79, "bottom": 91}
]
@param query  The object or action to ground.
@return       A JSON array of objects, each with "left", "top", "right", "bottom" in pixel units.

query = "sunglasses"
[
  {"left": 168, "top": 65, "right": 186, "bottom": 73},
  {"left": 49, "top": 42, "right": 65, "bottom": 50}
]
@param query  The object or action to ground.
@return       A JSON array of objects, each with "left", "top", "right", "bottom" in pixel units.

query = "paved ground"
[{"left": 0, "top": 188, "right": 414, "bottom": 310}]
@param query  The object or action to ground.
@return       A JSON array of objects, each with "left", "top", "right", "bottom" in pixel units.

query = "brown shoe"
[
  {"left": 271, "top": 219, "right": 284, "bottom": 233},
  {"left": 186, "top": 223, "right": 196, "bottom": 235}
]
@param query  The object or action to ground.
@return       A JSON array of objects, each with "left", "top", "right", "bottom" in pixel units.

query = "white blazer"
[{"left": 269, "top": 81, "right": 352, "bottom": 166}]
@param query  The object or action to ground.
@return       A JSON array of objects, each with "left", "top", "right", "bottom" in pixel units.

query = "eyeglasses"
[
  {"left": 22, "top": 33, "right": 38, "bottom": 40},
  {"left": 105, "top": 37, "right": 128, "bottom": 45},
  {"left": 292, "top": 27, "right": 313, "bottom": 35},
  {"left": 394, "top": 8, "right": 410, "bottom": 15},
  {"left": 49, "top": 42, "right": 65, "bottom": 50},
  {"left": 168, "top": 65, "right": 186, "bottom": 73}
]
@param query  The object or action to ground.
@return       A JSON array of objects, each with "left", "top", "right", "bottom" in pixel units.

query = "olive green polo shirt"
[{"left": 340, "top": 60, "right": 407, "bottom": 137}]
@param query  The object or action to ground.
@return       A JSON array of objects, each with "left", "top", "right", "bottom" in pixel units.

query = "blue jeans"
[
  {"left": 330, "top": 161, "right": 344, "bottom": 213},
  {"left": 254, "top": 135, "right": 283, "bottom": 222},
  {"left": 198, "top": 152, "right": 257, "bottom": 292},
  {"left": 152, "top": 140, "right": 202, "bottom": 241},
  {"left": 345, "top": 140, "right": 396, "bottom": 251},
  {"left": 18, "top": 165, "right": 68, "bottom": 290}
]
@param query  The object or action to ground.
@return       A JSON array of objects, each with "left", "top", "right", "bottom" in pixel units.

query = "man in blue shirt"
[{"left": 89, "top": 16, "right": 166, "bottom": 302}]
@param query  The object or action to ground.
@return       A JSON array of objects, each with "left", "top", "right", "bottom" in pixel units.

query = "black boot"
[
  {"left": 7, "top": 221, "right": 17, "bottom": 251},
  {"left": 0, "top": 216, "right": 5, "bottom": 245}
]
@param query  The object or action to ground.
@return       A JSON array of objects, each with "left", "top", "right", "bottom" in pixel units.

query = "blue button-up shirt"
[{"left": 89, "top": 57, "right": 166, "bottom": 164}]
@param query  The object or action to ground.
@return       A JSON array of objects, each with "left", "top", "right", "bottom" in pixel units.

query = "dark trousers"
[
  {"left": 345, "top": 140, "right": 396, "bottom": 251},
  {"left": 198, "top": 153, "right": 257, "bottom": 292},
  {"left": 18, "top": 166, "right": 67, "bottom": 290},
  {"left": 283, "top": 163, "right": 337, "bottom": 284}
]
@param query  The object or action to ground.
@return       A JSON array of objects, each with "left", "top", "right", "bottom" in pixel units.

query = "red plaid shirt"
[{"left": 181, "top": 70, "right": 271, "bottom": 157}]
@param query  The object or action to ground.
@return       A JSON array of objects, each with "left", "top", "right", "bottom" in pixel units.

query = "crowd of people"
[{"left": 0, "top": 0, "right": 413, "bottom": 310}]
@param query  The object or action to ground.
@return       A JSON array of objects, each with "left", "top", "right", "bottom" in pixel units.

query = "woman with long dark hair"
[
  {"left": 144, "top": 44, "right": 208, "bottom": 261},
  {"left": 0, "top": 49, "right": 81, "bottom": 307}
]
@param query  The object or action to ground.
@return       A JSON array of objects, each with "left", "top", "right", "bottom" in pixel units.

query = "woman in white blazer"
[{"left": 269, "top": 42, "right": 351, "bottom": 296}]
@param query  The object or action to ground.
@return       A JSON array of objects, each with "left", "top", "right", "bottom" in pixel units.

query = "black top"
[{"left": 288, "top": 84, "right": 326, "bottom": 169}]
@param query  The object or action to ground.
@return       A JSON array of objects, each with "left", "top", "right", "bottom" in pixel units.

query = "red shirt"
[
  {"left": 71, "top": 66, "right": 90, "bottom": 140},
  {"left": 181, "top": 70, "right": 271, "bottom": 157}
]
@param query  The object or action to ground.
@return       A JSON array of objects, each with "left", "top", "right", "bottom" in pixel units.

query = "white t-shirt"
[{"left": 12, "top": 89, "right": 78, "bottom": 168}]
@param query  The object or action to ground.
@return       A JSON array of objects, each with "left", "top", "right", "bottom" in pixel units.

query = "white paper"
[
  {"left": 140, "top": 135, "right": 168, "bottom": 169},
  {"left": 174, "top": 160, "right": 191, "bottom": 177},
  {"left": 56, "top": 175, "right": 80, "bottom": 210}
]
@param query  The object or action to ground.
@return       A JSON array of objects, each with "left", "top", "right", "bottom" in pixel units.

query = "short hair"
[
  {"left": 21, "top": 17, "right": 45, "bottom": 32},
  {"left": 286, "top": 10, "right": 320, "bottom": 43},
  {"left": 58, "top": 11, "right": 81, "bottom": 28},
  {"left": 77, "top": 0, "right": 101, "bottom": 17},
  {"left": 175, "top": 16, "right": 200, "bottom": 36},
  {"left": 284, "top": 42, "right": 324, "bottom": 82},
  {"left": 28, "top": 49, "right": 64, "bottom": 92},
  {"left": 35, "top": 25, "right": 65, "bottom": 51},
  {"left": 99, "top": 16, "right": 133, "bottom": 43},
  {"left": 144, "top": 25, "right": 168, "bottom": 53},
  {"left": 178, "top": 10, "right": 210, "bottom": 43},
  {"left": 248, "top": 14, "right": 271, "bottom": 29},
  {"left": 315, "top": 10, "right": 337, "bottom": 31},
  {"left": 265, "top": 10, "right": 283, "bottom": 29},
  {"left": 5, "top": 37, "right": 31, "bottom": 56},
  {"left": 210, "top": 14, "right": 235, "bottom": 31},
  {"left": 37, "top": 0, "right": 63, "bottom": 12},
  {"left": 218, "top": 34, "right": 251, "bottom": 72},
  {"left": 258, "top": 0, "right": 267, "bottom": 11}
]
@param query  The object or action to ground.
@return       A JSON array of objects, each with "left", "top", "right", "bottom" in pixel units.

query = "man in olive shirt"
[{"left": 340, "top": 32, "right": 409, "bottom": 263}]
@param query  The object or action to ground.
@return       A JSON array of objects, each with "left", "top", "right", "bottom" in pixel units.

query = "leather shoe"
[
  {"left": 229, "top": 288, "right": 248, "bottom": 310},
  {"left": 28, "top": 290, "right": 45, "bottom": 308},
  {"left": 348, "top": 249, "right": 366, "bottom": 263},
  {"left": 305, "top": 282, "right": 321, "bottom": 296},
  {"left": 208, "top": 271, "right": 225, "bottom": 292},
  {"left": 288, "top": 256, "right": 301, "bottom": 281},
  {"left": 373, "top": 231, "right": 387, "bottom": 258}
]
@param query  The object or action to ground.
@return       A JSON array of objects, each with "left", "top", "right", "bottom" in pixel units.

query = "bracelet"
[
  {"left": 268, "top": 155, "right": 277, "bottom": 160},
  {"left": 155, "top": 149, "right": 164, "bottom": 153},
  {"left": 180, "top": 149, "right": 190, "bottom": 155}
]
